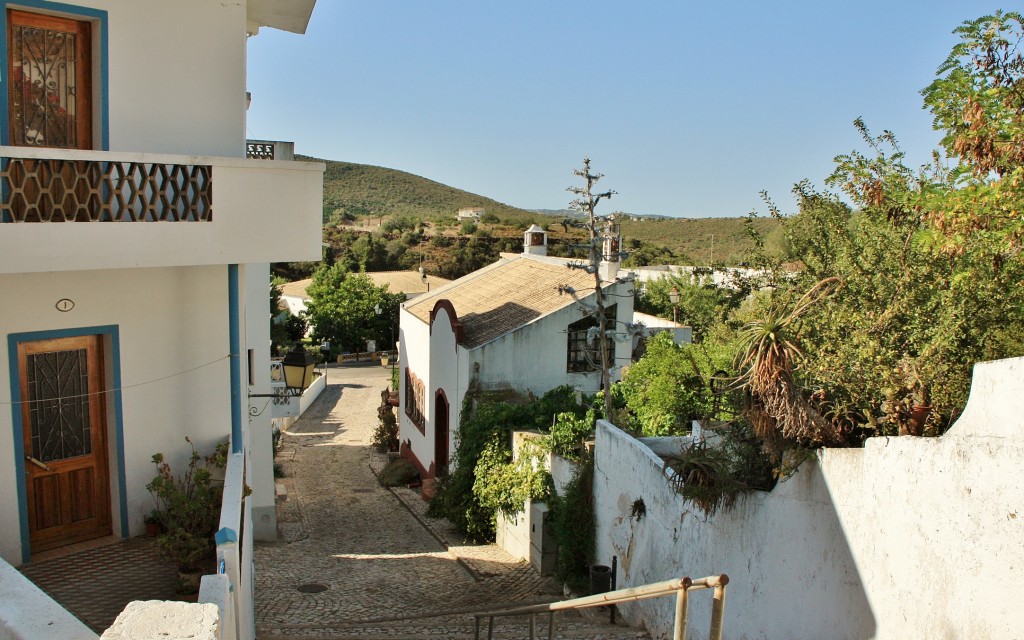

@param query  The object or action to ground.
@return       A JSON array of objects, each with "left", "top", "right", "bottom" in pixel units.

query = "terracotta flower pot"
[
  {"left": 899, "top": 405, "right": 932, "bottom": 436},
  {"left": 177, "top": 568, "right": 204, "bottom": 595},
  {"left": 421, "top": 477, "right": 437, "bottom": 501}
]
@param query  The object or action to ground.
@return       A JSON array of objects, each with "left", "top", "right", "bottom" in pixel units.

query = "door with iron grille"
[
  {"left": 7, "top": 9, "right": 93, "bottom": 150},
  {"left": 18, "top": 335, "right": 111, "bottom": 553}
]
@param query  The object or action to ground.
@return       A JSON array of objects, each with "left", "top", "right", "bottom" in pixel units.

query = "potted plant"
[
  {"left": 146, "top": 437, "right": 225, "bottom": 594},
  {"left": 143, "top": 511, "right": 163, "bottom": 538}
]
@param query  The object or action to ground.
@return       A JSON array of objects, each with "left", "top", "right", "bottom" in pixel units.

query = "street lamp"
[
  {"left": 374, "top": 303, "right": 396, "bottom": 374},
  {"left": 669, "top": 286, "right": 680, "bottom": 324},
  {"left": 250, "top": 344, "right": 317, "bottom": 405}
]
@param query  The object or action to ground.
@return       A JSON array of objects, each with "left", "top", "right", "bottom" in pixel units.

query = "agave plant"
[{"left": 734, "top": 277, "right": 843, "bottom": 458}]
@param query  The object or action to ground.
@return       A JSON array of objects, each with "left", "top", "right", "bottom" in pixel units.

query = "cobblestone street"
[{"left": 254, "top": 364, "right": 642, "bottom": 639}]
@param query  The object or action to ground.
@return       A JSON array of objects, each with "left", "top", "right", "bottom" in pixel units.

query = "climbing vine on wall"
[{"left": 427, "top": 385, "right": 586, "bottom": 542}]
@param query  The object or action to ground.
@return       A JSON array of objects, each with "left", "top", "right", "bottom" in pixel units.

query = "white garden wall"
[{"left": 594, "top": 356, "right": 1024, "bottom": 640}]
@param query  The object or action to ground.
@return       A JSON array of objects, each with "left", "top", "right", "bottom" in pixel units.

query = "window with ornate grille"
[
  {"left": 566, "top": 304, "right": 617, "bottom": 373},
  {"left": 404, "top": 368, "right": 426, "bottom": 432}
]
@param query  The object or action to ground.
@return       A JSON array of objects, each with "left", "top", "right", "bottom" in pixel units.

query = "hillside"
[
  {"left": 300, "top": 156, "right": 545, "bottom": 226},
  {"left": 283, "top": 157, "right": 783, "bottom": 280},
  {"left": 620, "top": 216, "right": 783, "bottom": 266}
]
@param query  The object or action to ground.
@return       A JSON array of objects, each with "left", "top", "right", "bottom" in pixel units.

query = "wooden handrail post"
[
  {"left": 708, "top": 574, "right": 729, "bottom": 640},
  {"left": 529, "top": 613, "right": 536, "bottom": 640},
  {"left": 673, "top": 577, "right": 692, "bottom": 640},
  {"left": 547, "top": 611, "right": 555, "bottom": 640}
]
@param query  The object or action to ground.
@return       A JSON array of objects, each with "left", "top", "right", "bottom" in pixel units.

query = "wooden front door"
[
  {"left": 19, "top": 335, "right": 111, "bottom": 553},
  {"left": 7, "top": 9, "right": 93, "bottom": 149}
]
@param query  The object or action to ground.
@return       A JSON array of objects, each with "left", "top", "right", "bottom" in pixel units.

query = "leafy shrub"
[
  {"left": 147, "top": 438, "right": 226, "bottom": 572},
  {"left": 428, "top": 386, "right": 584, "bottom": 541},
  {"left": 617, "top": 333, "right": 713, "bottom": 436},
  {"left": 550, "top": 456, "right": 595, "bottom": 593},
  {"left": 548, "top": 410, "right": 595, "bottom": 461},
  {"left": 460, "top": 221, "right": 478, "bottom": 235},
  {"left": 379, "top": 458, "right": 419, "bottom": 487},
  {"left": 373, "top": 403, "right": 399, "bottom": 452},
  {"left": 662, "top": 423, "right": 775, "bottom": 518},
  {"left": 473, "top": 437, "right": 553, "bottom": 518}
]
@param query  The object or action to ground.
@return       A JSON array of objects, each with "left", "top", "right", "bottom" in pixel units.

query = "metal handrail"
[{"left": 472, "top": 573, "right": 728, "bottom": 640}]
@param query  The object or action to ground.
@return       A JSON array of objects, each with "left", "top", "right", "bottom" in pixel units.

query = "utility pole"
[{"left": 567, "top": 158, "right": 617, "bottom": 420}]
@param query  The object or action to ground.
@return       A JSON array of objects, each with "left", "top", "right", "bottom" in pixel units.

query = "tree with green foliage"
[
  {"left": 438, "top": 236, "right": 494, "bottom": 279},
  {"left": 270, "top": 276, "right": 310, "bottom": 356},
  {"left": 304, "top": 264, "right": 404, "bottom": 355},
  {"left": 919, "top": 10, "right": 1024, "bottom": 256},
  {"left": 635, "top": 271, "right": 752, "bottom": 343},
  {"left": 740, "top": 12, "right": 1024, "bottom": 444},
  {"left": 617, "top": 332, "right": 717, "bottom": 436}
]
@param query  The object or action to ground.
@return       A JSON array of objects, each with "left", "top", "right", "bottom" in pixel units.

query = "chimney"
[
  {"left": 523, "top": 224, "right": 547, "bottom": 256},
  {"left": 599, "top": 214, "right": 621, "bottom": 281}
]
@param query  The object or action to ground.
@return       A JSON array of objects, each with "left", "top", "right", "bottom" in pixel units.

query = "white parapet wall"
[
  {"left": 99, "top": 601, "right": 218, "bottom": 640},
  {"left": 0, "top": 558, "right": 97, "bottom": 640},
  {"left": 593, "top": 356, "right": 1024, "bottom": 640}
]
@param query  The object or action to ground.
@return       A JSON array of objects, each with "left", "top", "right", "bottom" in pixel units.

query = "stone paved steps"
[
  {"left": 258, "top": 609, "right": 649, "bottom": 639},
  {"left": 257, "top": 369, "right": 651, "bottom": 640}
]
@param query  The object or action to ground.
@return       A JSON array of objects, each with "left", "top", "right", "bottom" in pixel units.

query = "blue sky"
[{"left": 246, "top": 1, "right": 989, "bottom": 218}]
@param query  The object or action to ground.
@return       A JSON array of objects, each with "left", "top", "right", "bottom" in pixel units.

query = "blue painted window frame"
[
  {"left": 0, "top": 0, "right": 110, "bottom": 149},
  {"left": 7, "top": 325, "right": 127, "bottom": 564}
]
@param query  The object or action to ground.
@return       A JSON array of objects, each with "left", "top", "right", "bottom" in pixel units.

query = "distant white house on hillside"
[
  {"left": 457, "top": 206, "right": 484, "bottom": 220},
  {"left": 398, "top": 226, "right": 633, "bottom": 478}
]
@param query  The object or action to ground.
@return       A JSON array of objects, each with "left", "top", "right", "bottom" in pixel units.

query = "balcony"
[{"left": 0, "top": 146, "right": 324, "bottom": 274}]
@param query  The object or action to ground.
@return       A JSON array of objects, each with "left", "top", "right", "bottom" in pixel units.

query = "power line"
[{"left": 0, "top": 354, "right": 233, "bottom": 406}]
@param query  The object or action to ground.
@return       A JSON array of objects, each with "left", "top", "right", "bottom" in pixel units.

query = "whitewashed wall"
[
  {"left": 242, "top": 262, "right": 278, "bottom": 541},
  {"left": 399, "top": 282, "right": 634, "bottom": 477},
  {"left": 64, "top": 0, "right": 248, "bottom": 156},
  {"left": 425, "top": 305, "right": 461, "bottom": 476},
  {"left": 594, "top": 356, "right": 1024, "bottom": 640},
  {"left": 0, "top": 266, "right": 232, "bottom": 565},
  {"left": 398, "top": 307, "right": 432, "bottom": 475},
  {"left": 466, "top": 281, "right": 634, "bottom": 398}
]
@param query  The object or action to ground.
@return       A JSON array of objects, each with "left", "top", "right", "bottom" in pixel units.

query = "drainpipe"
[{"left": 228, "top": 264, "right": 242, "bottom": 454}]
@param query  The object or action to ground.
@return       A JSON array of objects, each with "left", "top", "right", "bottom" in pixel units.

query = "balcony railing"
[
  {"left": 0, "top": 156, "right": 212, "bottom": 223},
  {"left": 0, "top": 146, "right": 325, "bottom": 273}
]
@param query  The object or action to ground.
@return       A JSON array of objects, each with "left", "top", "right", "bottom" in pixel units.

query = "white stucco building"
[
  {"left": 397, "top": 228, "right": 634, "bottom": 478},
  {"left": 0, "top": 0, "right": 322, "bottom": 566}
]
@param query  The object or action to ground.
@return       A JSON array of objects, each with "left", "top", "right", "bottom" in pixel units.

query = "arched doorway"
[{"left": 434, "top": 390, "right": 450, "bottom": 476}]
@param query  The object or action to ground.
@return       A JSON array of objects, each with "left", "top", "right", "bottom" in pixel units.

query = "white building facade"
[
  {"left": 0, "top": 0, "right": 321, "bottom": 565},
  {"left": 398, "top": 239, "right": 634, "bottom": 478}
]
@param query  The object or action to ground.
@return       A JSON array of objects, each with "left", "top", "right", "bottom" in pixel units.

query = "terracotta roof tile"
[{"left": 405, "top": 255, "right": 599, "bottom": 348}]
